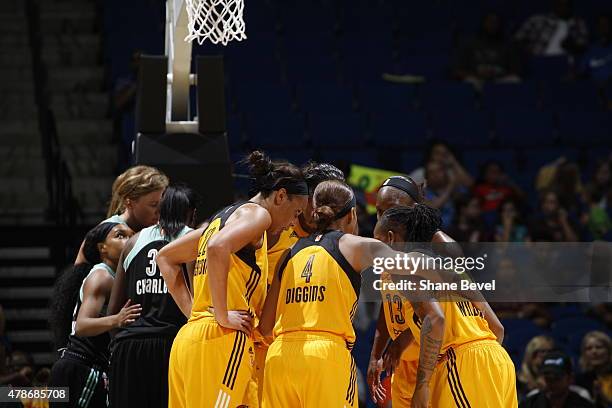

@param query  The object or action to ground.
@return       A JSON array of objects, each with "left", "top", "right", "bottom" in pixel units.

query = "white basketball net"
[{"left": 184, "top": 0, "right": 246, "bottom": 45}]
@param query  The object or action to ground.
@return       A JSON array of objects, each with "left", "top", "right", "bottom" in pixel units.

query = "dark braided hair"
[
  {"left": 49, "top": 263, "right": 91, "bottom": 349},
  {"left": 380, "top": 204, "right": 441, "bottom": 242},
  {"left": 302, "top": 161, "right": 345, "bottom": 194}
]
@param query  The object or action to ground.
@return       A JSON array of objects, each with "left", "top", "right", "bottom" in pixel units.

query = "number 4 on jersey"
[{"left": 300, "top": 254, "right": 315, "bottom": 283}]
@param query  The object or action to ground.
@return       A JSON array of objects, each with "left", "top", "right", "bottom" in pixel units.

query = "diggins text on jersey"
[{"left": 285, "top": 285, "right": 326, "bottom": 304}]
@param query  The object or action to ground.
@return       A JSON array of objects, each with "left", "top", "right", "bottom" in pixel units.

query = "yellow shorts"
[
  {"left": 391, "top": 358, "right": 417, "bottom": 408},
  {"left": 241, "top": 343, "right": 267, "bottom": 407},
  {"left": 168, "top": 318, "right": 255, "bottom": 408},
  {"left": 262, "top": 332, "right": 358, "bottom": 408},
  {"left": 430, "top": 340, "right": 518, "bottom": 408}
]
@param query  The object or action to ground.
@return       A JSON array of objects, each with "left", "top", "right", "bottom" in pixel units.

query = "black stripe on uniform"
[
  {"left": 245, "top": 268, "right": 261, "bottom": 303},
  {"left": 349, "top": 300, "right": 358, "bottom": 322},
  {"left": 450, "top": 348, "right": 471, "bottom": 408},
  {"left": 230, "top": 332, "right": 247, "bottom": 389},
  {"left": 446, "top": 359, "right": 464, "bottom": 408},
  {"left": 447, "top": 348, "right": 472, "bottom": 408},
  {"left": 345, "top": 357, "right": 356, "bottom": 405},
  {"left": 223, "top": 331, "right": 246, "bottom": 390}
]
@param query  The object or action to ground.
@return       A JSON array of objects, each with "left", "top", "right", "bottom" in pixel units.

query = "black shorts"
[
  {"left": 108, "top": 336, "right": 174, "bottom": 408},
  {"left": 49, "top": 352, "right": 107, "bottom": 408}
]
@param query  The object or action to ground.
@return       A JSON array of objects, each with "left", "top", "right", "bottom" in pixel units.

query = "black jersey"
[
  {"left": 66, "top": 263, "right": 114, "bottom": 367},
  {"left": 114, "top": 225, "right": 191, "bottom": 341}
]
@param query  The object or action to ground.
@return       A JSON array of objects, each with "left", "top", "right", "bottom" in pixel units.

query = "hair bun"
[
  {"left": 313, "top": 205, "right": 335, "bottom": 230},
  {"left": 246, "top": 150, "right": 273, "bottom": 177}
]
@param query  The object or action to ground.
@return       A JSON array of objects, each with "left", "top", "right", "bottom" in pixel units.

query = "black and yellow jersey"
[
  {"left": 191, "top": 202, "right": 268, "bottom": 322},
  {"left": 273, "top": 230, "right": 361, "bottom": 348},
  {"left": 266, "top": 222, "right": 308, "bottom": 285},
  {"left": 380, "top": 271, "right": 420, "bottom": 362},
  {"left": 405, "top": 298, "right": 497, "bottom": 353}
]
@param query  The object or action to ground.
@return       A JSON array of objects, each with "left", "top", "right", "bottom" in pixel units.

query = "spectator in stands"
[
  {"left": 529, "top": 190, "right": 578, "bottom": 241},
  {"left": 584, "top": 159, "right": 612, "bottom": 214},
  {"left": 551, "top": 161, "right": 585, "bottom": 220},
  {"left": 586, "top": 159, "right": 612, "bottom": 208},
  {"left": 584, "top": 188, "right": 612, "bottom": 241},
  {"left": 408, "top": 140, "right": 474, "bottom": 188},
  {"left": 579, "top": 14, "right": 612, "bottom": 83},
  {"left": 495, "top": 198, "right": 530, "bottom": 242},
  {"left": 490, "top": 258, "right": 527, "bottom": 316},
  {"left": 588, "top": 304, "right": 612, "bottom": 329},
  {"left": 473, "top": 161, "right": 523, "bottom": 220},
  {"left": 514, "top": 0, "right": 589, "bottom": 57},
  {"left": 577, "top": 331, "right": 612, "bottom": 407},
  {"left": 518, "top": 335, "right": 557, "bottom": 398},
  {"left": 520, "top": 351, "right": 595, "bottom": 407},
  {"left": 453, "top": 12, "right": 522, "bottom": 85},
  {"left": 0, "top": 350, "right": 34, "bottom": 386},
  {"left": 424, "top": 159, "right": 466, "bottom": 228},
  {"left": 447, "top": 195, "right": 490, "bottom": 242}
]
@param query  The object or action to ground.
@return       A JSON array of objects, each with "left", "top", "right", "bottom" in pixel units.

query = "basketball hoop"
[
  {"left": 184, "top": 0, "right": 246, "bottom": 45},
  {"left": 162, "top": 0, "right": 240, "bottom": 133}
]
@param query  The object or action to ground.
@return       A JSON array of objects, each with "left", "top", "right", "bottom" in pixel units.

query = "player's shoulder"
[
  {"left": 84, "top": 265, "right": 115, "bottom": 293},
  {"left": 232, "top": 202, "right": 272, "bottom": 225},
  {"left": 123, "top": 231, "right": 140, "bottom": 254}
]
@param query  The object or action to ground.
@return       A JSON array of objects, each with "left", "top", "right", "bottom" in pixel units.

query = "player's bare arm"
[
  {"left": 158, "top": 227, "right": 204, "bottom": 317},
  {"left": 411, "top": 300, "right": 445, "bottom": 408},
  {"left": 75, "top": 269, "right": 141, "bottom": 336},
  {"left": 206, "top": 204, "right": 271, "bottom": 333}
]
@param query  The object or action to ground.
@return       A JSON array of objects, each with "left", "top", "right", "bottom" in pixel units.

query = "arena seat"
[
  {"left": 399, "top": 54, "right": 451, "bottom": 80},
  {"left": 245, "top": 112, "right": 305, "bottom": 149},
  {"left": 419, "top": 82, "right": 478, "bottom": 112},
  {"left": 369, "top": 111, "right": 428, "bottom": 148},
  {"left": 430, "top": 109, "right": 492, "bottom": 147},
  {"left": 360, "top": 83, "right": 418, "bottom": 113},
  {"left": 558, "top": 112, "right": 611, "bottom": 146},
  {"left": 528, "top": 56, "right": 570, "bottom": 81},
  {"left": 481, "top": 82, "right": 540, "bottom": 111},
  {"left": 495, "top": 110, "right": 556, "bottom": 147},
  {"left": 318, "top": 148, "right": 381, "bottom": 170},
  {"left": 542, "top": 82, "right": 602, "bottom": 111},
  {"left": 232, "top": 82, "right": 295, "bottom": 114},
  {"left": 307, "top": 112, "right": 365, "bottom": 148},
  {"left": 297, "top": 82, "right": 356, "bottom": 113},
  {"left": 551, "top": 317, "right": 605, "bottom": 349}
]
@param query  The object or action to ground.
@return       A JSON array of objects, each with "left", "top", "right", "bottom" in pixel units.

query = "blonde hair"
[
  {"left": 106, "top": 165, "right": 169, "bottom": 217},
  {"left": 580, "top": 331, "right": 612, "bottom": 373},
  {"left": 518, "top": 335, "right": 555, "bottom": 388}
]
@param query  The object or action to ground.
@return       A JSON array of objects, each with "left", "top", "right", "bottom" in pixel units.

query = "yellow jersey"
[
  {"left": 404, "top": 296, "right": 496, "bottom": 353},
  {"left": 273, "top": 230, "right": 361, "bottom": 349},
  {"left": 381, "top": 248, "right": 496, "bottom": 356},
  {"left": 380, "top": 271, "right": 420, "bottom": 362},
  {"left": 191, "top": 202, "right": 268, "bottom": 322},
  {"left": 266, "top": 222, "right": 308, "bottom": 285}
]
